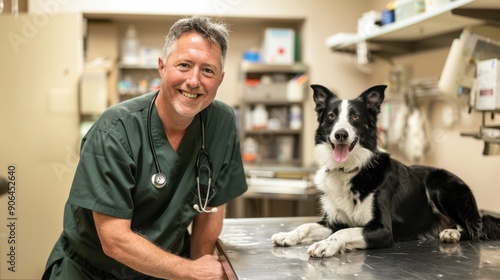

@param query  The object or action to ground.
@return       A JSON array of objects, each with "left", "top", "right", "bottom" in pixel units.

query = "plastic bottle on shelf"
[
  {"left": 242, "top": 137, "right": 258, "bottom": 162},
  {"left": 289, "top": 105, "right": 302, "bottom": 129},
  {"left": 121, "top": 25, "right": 139, "bottom": 65},
  {"left": 252, "top": 104, "right": 268, "bottom": 129}
]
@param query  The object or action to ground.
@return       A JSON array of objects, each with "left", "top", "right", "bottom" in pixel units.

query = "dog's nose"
[{"left": 334, "top": 129, "right": 348, "bottom": 142}]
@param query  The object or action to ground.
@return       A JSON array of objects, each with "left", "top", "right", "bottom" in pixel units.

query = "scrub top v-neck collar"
[{"left": 148, "top": 100, "right": 202, "bottom": 167}]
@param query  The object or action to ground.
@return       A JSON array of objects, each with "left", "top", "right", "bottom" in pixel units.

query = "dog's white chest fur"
[{"left": 315, "top": 167, "right": 374, "bottom": 226}]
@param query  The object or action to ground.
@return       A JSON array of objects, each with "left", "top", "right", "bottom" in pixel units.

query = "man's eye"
[
  {"left": 178, "top": 63, "right": 190, "bottom": 69},
  {"left": 202, "top": 68, "right": 215, "bottom": 75}
]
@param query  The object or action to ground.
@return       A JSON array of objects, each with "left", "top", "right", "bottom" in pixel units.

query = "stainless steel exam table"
[{"left": 217, "top": 216, "right": 500, "bottom": 279}]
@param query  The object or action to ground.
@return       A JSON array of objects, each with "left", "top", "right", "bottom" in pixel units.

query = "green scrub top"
[{"left": 43, "top": 91, "right": 248, "bottom": 280}]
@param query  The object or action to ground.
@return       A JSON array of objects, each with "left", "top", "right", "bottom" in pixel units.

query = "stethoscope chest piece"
[{"left": 152, "top": 173, "right": 167, "bottom": 189}]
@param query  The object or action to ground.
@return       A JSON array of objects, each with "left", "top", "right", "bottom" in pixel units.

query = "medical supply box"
[
  {"left": 262, "top": 28, "right": 295, "bottom": 65},
  {"left": 476, "top": 58, "right": 500, "bottom": 111},
  {"left": 244, "top": 82, "right": 288, "bottom": 102}
]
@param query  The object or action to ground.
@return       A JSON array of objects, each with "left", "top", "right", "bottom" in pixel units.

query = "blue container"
[
  {"left": 243, "top": 50, "right": 260, "bottom": 62},
  {"left": 381, "top": 9, "right": 395, "bottom": 25}
]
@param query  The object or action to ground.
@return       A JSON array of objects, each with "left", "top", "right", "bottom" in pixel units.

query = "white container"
[
  {"left": 289, "top": 105, "right": 302, "bottom": 129},
  {"left": 121, "top": 25, "right": 139, "bottom": 65},
  {"left": 476, "top": 58, "right": 500, "bottom": 111},
  {"left": 262, "top": 28, "right": 295, "bottom": 65},
  {"left": 252, "top": 104, "right": 268, "bottom": 129},
  {"left": 286, "top": 79, "right": 305, "bottom": 102}
]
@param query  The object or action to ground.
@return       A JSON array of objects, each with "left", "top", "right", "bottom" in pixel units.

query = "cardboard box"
[
  {"left": 476, "top": 58, "right": 500, "bottom": 111},
  {"left": 244, "top": 82, "right": 288, "bottom": 102},
  {"left": 262, "top": 28, "right": 295, "bottom": 65}
]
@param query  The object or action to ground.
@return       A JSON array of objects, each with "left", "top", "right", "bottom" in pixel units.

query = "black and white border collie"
[{"left": 271, "top": 84, "right": 500, "bottom": 258}]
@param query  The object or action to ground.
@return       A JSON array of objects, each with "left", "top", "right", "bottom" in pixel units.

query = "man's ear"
[
  {"left": 219, "top": 71, "right": 225, "bottom": 86},
  {"left": 158, "top": 57, "right": 166, "bottom": 76}
]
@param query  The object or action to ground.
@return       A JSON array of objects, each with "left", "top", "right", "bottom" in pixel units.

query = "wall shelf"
[
  {"left": 461, "top": 110, "right": 500, "bottom": 155},
  {"left": 327, "top": 0, "right": 500, "bottom": 57}
]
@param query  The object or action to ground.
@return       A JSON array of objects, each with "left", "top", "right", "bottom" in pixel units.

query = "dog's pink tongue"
[{"left": 333, "top": 144, "right": 349, "bottom": 162}]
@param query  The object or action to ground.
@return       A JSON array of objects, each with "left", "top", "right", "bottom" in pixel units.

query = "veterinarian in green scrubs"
[{"left": 43, "top": 16, "right": 247, "bottom": 280}]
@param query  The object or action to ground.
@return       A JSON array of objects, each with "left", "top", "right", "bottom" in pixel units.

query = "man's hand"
[
  {"left": 190, "top": 255, "right": 226, "bottom": 280},
  {"left": 93, "top": 211, "right": 226, "bottom": 280}
]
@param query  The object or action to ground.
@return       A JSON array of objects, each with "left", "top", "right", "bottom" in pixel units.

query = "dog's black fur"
[{"left": 272, "top": 84, "right": 500, "bottom": 257}]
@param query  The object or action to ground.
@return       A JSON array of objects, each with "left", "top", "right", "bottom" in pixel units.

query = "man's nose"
[{"left": 186, "top": 68, "right": 201, "bottom": 88}]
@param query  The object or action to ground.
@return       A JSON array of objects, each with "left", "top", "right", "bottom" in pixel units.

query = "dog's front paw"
[
  {"left": 306, "top": 238, "right": 345, "bottom": 258},
  {"left": 271, "top": 231, "right": 301, "bottom": 246},
  {"left": 439, "top": 229, "right": 461, "bottom": 243}
]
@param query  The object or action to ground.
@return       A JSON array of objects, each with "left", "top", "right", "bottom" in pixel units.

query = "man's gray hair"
[{"left": 162, "top": 16, "right": 229, "bottom": 70}]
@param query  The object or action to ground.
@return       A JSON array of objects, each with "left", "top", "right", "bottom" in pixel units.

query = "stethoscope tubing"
[
  {"left": 148, "top": 92, "right": 167, "bottom": 188},
  {"left": 147, "top": 92, "right": 216, "bottom": 213}
]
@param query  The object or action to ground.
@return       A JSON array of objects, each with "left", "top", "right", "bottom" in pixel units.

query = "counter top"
[{"left": 218, "top": 216, "right": 500, "bottom": 279}]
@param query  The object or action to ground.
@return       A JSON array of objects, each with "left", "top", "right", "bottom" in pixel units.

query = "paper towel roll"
[{"left": 438, "top": 38, "right": 464, "bottom": 97}]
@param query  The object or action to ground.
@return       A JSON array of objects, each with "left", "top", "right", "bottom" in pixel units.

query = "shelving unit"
[
  {"left": 327, "top": 0, "right": 500, "bottom": 57},
  {"left": 117, "top": 62, "right": 160, "bottom": 102},
  {"left": 239, "top": 62, "right": 308, "bottom": 167}
]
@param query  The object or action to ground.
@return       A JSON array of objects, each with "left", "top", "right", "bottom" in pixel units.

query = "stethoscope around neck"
[{"left": 147, "top": 92, "right": 217, "bottom": 213}]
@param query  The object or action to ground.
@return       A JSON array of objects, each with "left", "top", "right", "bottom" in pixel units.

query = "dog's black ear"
[
  {"left": 311, "top": 84, "right": 338, "bottom": 121},
  {"left": 359, "top": 85, "right": 387, "bottom": 113}
]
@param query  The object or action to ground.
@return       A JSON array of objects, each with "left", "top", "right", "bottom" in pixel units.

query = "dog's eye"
[
  {"left": 351, "top": 114, "right": 360, "bottom": 121},
  {"left": 328, "top": 113, "right": 336, "bottom": 121}
]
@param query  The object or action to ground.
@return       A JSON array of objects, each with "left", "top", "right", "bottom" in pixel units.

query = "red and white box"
[
  {"left": 476, "top": 58, "right": 500, "bottom": 111},
  {"left": 262, "top": 28, "right": 295, "bottom": 65}
]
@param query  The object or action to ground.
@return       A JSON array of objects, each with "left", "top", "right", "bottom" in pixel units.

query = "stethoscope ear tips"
[{"left": 152, "top": 173, "right": 167, "bottom": 189}]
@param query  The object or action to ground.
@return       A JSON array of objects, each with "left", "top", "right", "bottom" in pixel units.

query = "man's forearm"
[
  {"left": 94, "top": 211, "right": 193, "bottom": 279},
  {"left": 190, "top": 205, "right": 225, "bottom": 259}
]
